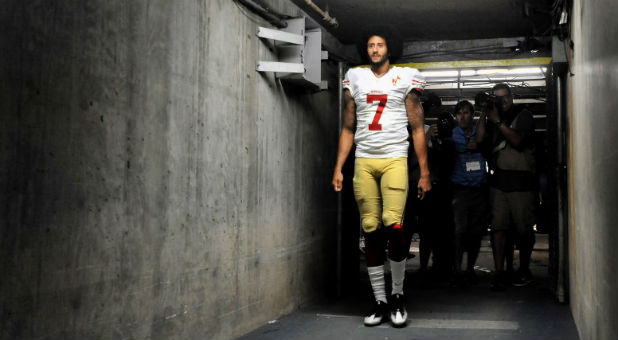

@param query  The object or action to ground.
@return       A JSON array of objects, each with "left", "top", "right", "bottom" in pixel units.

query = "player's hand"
[
  {"left": 417, "top": 175, "right": 432, "bottom": 200},
  {"left": 332, "top": 170, "right": 344, "bottom": 192}
]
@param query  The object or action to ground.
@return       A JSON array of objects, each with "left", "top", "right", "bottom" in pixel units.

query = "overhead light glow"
[
  {"left": 420, "top": 66, "right": 549, "bottom": 83},
  {"left": 421, "top": 70, "right": 459, "bottom": 77},
  {"left": 507, "top": 67, "right": 544, "bottom": 75},
  {"left": 476, "top": 68, "right": 509, "bottom": 75}
]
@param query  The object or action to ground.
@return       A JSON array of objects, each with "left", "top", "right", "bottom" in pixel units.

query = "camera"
[
  {"left": 475, "top": 92, "right": 503, "bottom": 113},
  {"left": 436, "top": 111, "right": 454, "bottom": 139}
]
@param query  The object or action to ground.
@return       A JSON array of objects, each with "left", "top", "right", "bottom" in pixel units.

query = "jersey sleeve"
[
  {"left": 404, "top": 68, "right": 427, "bottom": 95},
  {"left": 342, "top": 69, "right": 355, "bottom": 97}
]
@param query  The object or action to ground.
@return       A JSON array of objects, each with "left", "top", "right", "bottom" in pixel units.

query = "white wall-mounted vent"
[{"left": 256, "top": 17, "right": 327, "bottom": 89}]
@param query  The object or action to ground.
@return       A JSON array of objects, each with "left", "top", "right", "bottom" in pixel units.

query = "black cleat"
[
  {"left": 364, "top": 300, "right": 388, "bottom": 326},
  {"left": 389, "top": 294, "right": 408, "bottom": 327}
]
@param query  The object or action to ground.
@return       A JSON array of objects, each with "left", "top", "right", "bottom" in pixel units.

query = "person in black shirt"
[{"left": 484, "top": 83, "right": 537, "bottom": 291}]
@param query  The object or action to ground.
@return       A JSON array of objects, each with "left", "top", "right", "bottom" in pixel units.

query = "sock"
[
  {"left": 367, "top": 265, "right": 387, "bottom": 303},
  {"left": 390, "top": 259, "right": 406, "bottom": 296}
]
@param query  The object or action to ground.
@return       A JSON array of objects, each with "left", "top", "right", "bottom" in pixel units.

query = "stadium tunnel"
[{"left": 1, "top": 0, "right": 616, "bottom": 339}]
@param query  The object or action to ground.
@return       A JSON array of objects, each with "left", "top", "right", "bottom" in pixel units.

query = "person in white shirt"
[{"left": 331, "top": 26, "right": 431, "bottom": 327}]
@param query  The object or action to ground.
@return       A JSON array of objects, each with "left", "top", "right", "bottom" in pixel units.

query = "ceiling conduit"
[{"left": 302, "top": 0, "right": 339, "bottom": 27}]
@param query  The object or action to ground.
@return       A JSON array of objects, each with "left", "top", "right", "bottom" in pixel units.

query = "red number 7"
[{"left": 367, "top": 94, "right": 388, "bottom": 131}]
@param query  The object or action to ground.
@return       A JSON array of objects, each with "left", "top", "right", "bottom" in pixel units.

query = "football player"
[{"left": 332, "top": 25, "right": 431, "bottom": 327}]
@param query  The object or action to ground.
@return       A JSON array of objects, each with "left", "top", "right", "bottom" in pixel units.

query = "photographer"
[
  {"left": 483, "top": 83, "right": 537, "bottom": 291},
  {"left": 420, "top": 109, "right": 456, "bottom": 283},
  {"left": 450, "top": 100, "right": 488, "bottom": 286},
  {"left": 405, "top": 101, "right": 455, "bottom": 285}
]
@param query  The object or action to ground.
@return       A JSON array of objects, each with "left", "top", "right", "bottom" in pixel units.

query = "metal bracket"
[
  {"left": 256, "top": 27, "right": 303, "bottom": 45},
  {"left": 256, "top": 61, "right": 304, "bottom": 73},
  {"left": 256, "top": 17, "right": 323, "bottom": 88}
]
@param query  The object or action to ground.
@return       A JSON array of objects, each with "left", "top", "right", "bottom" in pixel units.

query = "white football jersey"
[{"left": 342, "top": 66, "right": 426, "bottom": 158}]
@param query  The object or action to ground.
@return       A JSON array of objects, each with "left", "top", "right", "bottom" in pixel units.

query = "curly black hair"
[{"left": 356, "top": 24, "right": 403, "bottom": 64}]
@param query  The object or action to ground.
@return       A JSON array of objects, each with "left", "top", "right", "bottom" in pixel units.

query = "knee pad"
[
  {"left": 361, "top": 216, "right": 380, "bottom": 233},
  {"left": 382, "top": 209, "right": 402, "bottom": 228}
]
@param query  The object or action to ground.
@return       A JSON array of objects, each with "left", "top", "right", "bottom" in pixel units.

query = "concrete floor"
[{"left": 237, "top": 234, "right": 579, "bottom": 340}]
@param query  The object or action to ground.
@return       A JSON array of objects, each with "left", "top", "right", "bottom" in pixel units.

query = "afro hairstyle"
[{"left": 356, "top": 24, "right": 403, "bottom": 64}]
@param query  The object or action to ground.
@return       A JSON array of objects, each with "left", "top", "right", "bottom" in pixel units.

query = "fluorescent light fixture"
[
  {"left": 421, "top": 66, "right": 549, "bottom": 84},
  {"left": 507, "top": 67, "right": 544, "bottom": 75},
  {"left": 421, "top": 70, "right": 459, "bottom": 77},
  {"left": 476, "top": 68, "right": 509, "bottom": 75}
]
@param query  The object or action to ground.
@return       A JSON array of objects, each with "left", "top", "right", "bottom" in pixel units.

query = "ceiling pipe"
[
  {"left": 302, "top": 0, "right": 339, "bottom": 27},
  {"left": 250, "top": 0, "right": 293, "bottom": 19},
  {"left": 236, "top": 0, "right": 288, "bottom": 28}
]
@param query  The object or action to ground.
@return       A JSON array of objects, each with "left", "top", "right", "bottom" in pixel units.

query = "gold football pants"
[{"left": 353, "top": 157, "right": 408, "bottom": 233}]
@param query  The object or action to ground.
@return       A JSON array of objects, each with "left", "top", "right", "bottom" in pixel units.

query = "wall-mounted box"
[{"left": 256, "top": 17, "right": 327, "bottom": 89}]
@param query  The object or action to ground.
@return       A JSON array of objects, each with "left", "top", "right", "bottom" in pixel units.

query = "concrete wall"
[
  {"left": 0, "top": 1, "right": 339, "bottom": 339},
  {"left": 568, "top": 1, "right": 618, "bottom": 339}
]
